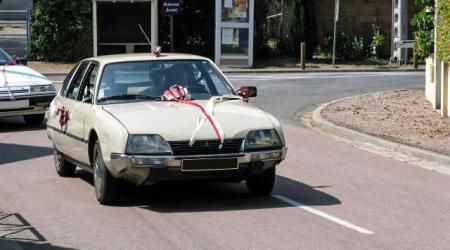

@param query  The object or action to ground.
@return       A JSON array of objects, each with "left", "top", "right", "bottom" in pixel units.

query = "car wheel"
[
  {"left": 54, "top": 148, "right": 76, "bottom": 177},
  {"left": 23, "top": 114, "right": 45, "bottom": 125},
  {"left": 93, "top": 141, "right": 120, "bottom": 205},
  {"left": 246, "top": 166, "right": 276, "bottom": 196}
]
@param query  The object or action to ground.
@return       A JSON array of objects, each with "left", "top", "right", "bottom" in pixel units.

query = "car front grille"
[
  {"left": 0, "top": 89, "right": 29, "bottom": 95},
  {"left": 168, "top": 139, "right": 244, "bottom": 156}
]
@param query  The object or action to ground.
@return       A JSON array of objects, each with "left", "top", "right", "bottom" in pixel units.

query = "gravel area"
[{"left": 323, "top": 89, "right": 450, "bottom": 156}]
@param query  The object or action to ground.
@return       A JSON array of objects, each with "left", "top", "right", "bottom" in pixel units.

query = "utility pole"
[
  {"left": 332, "top": 0, "right": 339, "bottom": 65},
  {"left": 170, "top": 15, "right": 174, "bottom": 52}
]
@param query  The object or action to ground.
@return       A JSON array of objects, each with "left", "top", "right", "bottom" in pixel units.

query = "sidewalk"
[{"left": 29, "top": 60, "right": 425, "bottom": 76}]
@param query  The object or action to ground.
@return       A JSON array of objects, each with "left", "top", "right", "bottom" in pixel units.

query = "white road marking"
[
  {"left": 52, "top": 81, "right": 63, "bottom": 84},
  {"left": 272, "top": 194, "right": 374, "bottom": 235}
]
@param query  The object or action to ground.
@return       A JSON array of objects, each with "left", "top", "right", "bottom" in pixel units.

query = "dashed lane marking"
[{"left": 272, "top": 194, "right": 374, "bottom": 235}]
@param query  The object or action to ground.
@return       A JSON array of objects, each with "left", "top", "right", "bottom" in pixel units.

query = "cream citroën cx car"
[{"left": 47, "top": 53, "right": 287, "bottom": 205}]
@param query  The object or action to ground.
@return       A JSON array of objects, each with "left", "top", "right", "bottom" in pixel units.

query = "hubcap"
[
  {"left": 54, "top": 150, "right": 61, "bottom": 172},
  {"left": 94, "top": 152, "right": 103, "bottom": 198}
]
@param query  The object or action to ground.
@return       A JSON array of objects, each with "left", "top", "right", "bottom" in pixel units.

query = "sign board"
[
  {"left": 161, "top": 0, "right": 181, "bottom": 16},
  {"left": 395, "top": 40, "right": 415, "bottom": 49}
]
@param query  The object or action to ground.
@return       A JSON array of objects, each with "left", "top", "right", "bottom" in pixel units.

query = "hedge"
[
  {"left": 437, "top": 0, "right": 450, "bottom": 62},
  {"left": 31, "top": 0, "right": 92, "bottom": 62}
]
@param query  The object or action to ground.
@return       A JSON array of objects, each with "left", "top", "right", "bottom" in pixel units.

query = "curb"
[{"left": 311, "top": 92, "right": 450, "bottom": 168}]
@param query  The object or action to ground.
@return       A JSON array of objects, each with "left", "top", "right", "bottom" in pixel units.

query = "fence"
[{"left": 0, "top": 10, "right": 31, "bottom": 57}]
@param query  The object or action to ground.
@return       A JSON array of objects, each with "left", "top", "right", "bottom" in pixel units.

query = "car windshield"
[
  {"left": 0, "top": 49, "right": 13, "bottom": 66},
  {"left": 97, "top": 60, "right": 235, "bottom": 103}
]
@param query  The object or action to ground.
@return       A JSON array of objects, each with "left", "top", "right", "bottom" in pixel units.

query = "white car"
[
  {"left": 46, "top": 53, "right": 287, "bottom": 205},
  {"left": 0, "top": 48, "right": 56, "bottom": 125}
]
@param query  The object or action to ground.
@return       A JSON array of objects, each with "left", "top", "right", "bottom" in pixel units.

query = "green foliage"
[
  {"left": 437, "top": 0, "right": 450, "bottom": 62},
  {"left": 370, "top": 21, "right": 385, "bottom": 59},
  {"left": 31, "top": 0, "right": 92, "bottom": 62},
  {"left": 411, "top": 0, "right": 435, "bottom": 58},
  {"left": 322, "top": 32, "right": 367, "bottom": 61},
  {"left": 291, "top": 0, "right": 316, "bottom": 59}
]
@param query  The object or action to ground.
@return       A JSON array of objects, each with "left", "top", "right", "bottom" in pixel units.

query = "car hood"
[
  {"left": 102, "top": 100, "right": 275, "bottom": 141},
  {"left": 0, "top": 65, "right": 52, "bottom": 87}
]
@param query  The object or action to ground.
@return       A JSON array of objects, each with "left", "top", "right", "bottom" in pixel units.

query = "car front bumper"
[
  {"left": 0, "top": 94, "right": 55, "bottom": 117},
  {"left": 110, "top": 147, "right": 288, "bottom": 185}
]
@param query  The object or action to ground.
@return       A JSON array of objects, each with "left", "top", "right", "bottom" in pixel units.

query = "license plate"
[
  {"left": 181, "top": 158, "right": 239, "bottom": 171},
  {"left": 0, "top": 100, "right": 29, "bottom": 110}
]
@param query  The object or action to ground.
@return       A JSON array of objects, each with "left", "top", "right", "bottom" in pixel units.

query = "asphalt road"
[{"left": 2, "top": 72, "right": 450, "bottom": 250}]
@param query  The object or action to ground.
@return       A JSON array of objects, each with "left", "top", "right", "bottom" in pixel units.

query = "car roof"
[{"left": 85, "top": 53, "right": 211, "bottom": 64}]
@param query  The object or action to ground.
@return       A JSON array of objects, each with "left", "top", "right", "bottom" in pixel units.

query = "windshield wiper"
[
  {"left": 214, "top": 95, "right": 243, "bottom": 102},
  {"left": 97, "top": 94, "right": 160, "bottom": 103}
]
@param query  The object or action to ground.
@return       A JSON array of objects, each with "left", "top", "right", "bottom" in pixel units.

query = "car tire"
[
  {"left": 23, "top": 114, "right": 45, "bottom": 125},
  {"left": 246, "top": 166, "right": 276, "bottom": 196},
  {"left": 54, "top": 148, "right": 76, "bottom": 177},
  {"left": 93, "top": 141, "right": 120, "bottom": 205}
]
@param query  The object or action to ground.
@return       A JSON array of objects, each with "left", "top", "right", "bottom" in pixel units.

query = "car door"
[
  {"left": 68, "top": 62, "right": 100, "bottom": 165},
  {"left": 49, "top": 61, "right": 90, "bottom": 161}
]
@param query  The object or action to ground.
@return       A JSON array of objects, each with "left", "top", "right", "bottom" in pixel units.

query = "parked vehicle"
[
  {"left": 46, "top": 53, "right": 287, "bottom": 205},
  {"left": 0, "top": 48, "right": 56, "bottom": 125}
]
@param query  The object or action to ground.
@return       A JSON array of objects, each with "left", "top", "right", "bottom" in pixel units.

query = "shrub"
[
  {"left": 322, "top": 32, "right": 367, "bottom": 61},
  {"left": 31, "top": 0, "right": 92, "bottom": 62},
  {"left": 411, "top": 0, "right": 435, "bottom": 59},
  {"left": 436, "top": 0, "right": 450, "bottom": 62},
  {"left": 370, "top": 20, "right": 385, "bottom": 59}
]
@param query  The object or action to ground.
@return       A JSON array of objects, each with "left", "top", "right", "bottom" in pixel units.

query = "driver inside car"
[{"left": 168, "top": 64, "right": 208, "bottom": 95}]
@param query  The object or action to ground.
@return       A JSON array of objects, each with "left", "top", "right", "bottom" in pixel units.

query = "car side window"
[
  {"left": 78, "top": 64, "right": 99, "bottom": 103},
  {"left": 65, "top": 62, "right": 89, "bottom": 100},
  {"left": 61, "top": 64, "right": 79, "bottom": 96}
]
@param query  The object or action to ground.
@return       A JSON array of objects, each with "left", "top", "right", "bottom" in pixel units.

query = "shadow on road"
[
  {"left": 0, "top": 211, "right": 73, "bottom": 249},
  {"left": 0, "top": 143, "right": 52, "bottom": 165},
  {"left": 0, "top": 117, "right": 47, "bottom": 133},
  {"left": 77, "top": 170, "right": 341, "bottom": 212}
]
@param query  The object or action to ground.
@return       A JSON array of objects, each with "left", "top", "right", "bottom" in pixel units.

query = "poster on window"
[{"left": 222, "top": 0, "right": 248, "bottom": 22}]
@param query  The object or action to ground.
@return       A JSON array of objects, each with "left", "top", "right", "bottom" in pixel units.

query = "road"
[{"left": 2, "top": 72, "right": 450, "bottom": 249}]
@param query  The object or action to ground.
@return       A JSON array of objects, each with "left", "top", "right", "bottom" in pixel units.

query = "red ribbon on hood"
[{"left": 161, "top": 85, "right": 224, "bottom": 145}]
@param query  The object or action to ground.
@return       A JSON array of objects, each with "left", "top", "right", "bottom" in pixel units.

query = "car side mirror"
[
  {"left": 237, "top": 86, "right": 257, "bottom": 98},
  {"left": 12, "top": 55, "right": 28, "bottom": 65},
  {"left": 11, "top": 55, "right": 18, "bottom": 65}
]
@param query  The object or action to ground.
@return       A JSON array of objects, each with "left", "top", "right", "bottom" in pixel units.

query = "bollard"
[
  {"left": 300, "top": 42, "right": 306, "bottom": 70},
  {"left": 413, "top": 47, "right": 418, "bottom": 69}
]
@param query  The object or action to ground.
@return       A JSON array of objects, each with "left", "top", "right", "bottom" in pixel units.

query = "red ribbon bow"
[{"left": 57, "top": 106, "right": 70, "bottom": 128}]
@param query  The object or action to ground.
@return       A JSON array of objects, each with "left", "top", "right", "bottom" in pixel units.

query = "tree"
[
  {"left": 411, "top": 0, "right": 435, "bottom": 59},
  {"left": 31, "top": 0, "right": 92, "bottom": 61}
]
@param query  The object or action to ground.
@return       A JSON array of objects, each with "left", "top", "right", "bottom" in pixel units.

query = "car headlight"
[
  {"left": 30, "top": 84, "right": 55, "bottom": 93},
  {"left": 244, "top": 129, "right": 282, "bottom": 151},
  {"left": 126, "top": 135, "right": 171, "bottom": 155}
]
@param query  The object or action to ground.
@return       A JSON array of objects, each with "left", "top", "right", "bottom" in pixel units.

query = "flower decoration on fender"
[
  {"left": 56, "top": 106, "right": 70, "bottom": 128},
  {"left": 161, "top": 85, "right": 225, "bottom": 148}
]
